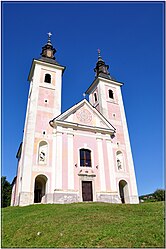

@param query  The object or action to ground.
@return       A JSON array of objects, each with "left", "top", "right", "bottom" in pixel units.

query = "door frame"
[
  {"left": 79, "top": 175, "right": 96, "bottom": 202},
  {"left": 82, "top": 181, "right": 93, "bottom": 201}
]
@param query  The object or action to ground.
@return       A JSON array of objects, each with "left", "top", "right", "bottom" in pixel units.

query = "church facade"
[{"left": 11, "top": 34, "right": 139, "bottom": 206}]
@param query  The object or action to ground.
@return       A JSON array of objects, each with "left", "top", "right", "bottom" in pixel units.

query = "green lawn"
[{"left": 1, "top": 202, "right": 165, "bottom": 248}]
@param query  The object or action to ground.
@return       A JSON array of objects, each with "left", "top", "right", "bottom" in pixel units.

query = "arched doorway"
[
  {"left": 119, "top": 180, "right": 129, "bottom": 203},
  {"left": 34, "top": 175, "right": 47, "bottom": 203}
]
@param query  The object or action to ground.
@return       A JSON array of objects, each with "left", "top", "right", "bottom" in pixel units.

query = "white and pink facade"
[{"left": 11, "top": 35, "right": 139, "bottom": 206}]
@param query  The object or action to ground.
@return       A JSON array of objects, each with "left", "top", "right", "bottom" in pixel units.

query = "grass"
[{"left": 1, "top": 201, "right": 165, "bottom": 248}]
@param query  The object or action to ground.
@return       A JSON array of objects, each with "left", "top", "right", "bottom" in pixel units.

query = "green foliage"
[
  {"left": 1, "top": 176, "right": 12, "bottom": 208},
  {"left": 2, "top": 202, "right": 165, "bottom": 248},
  {"left": 139, "top": 189, "right": 165, "bottom": 203},
  {"left": 153, "top": 189, "right": 165, "bottom": 201}
]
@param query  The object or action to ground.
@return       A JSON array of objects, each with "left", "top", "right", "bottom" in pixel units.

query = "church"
[{"left": 11, "top": 33, "right": 139, "bottom": 206}]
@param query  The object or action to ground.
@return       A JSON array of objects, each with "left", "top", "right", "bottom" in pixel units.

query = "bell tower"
[
  {"left": 86, "top": 50, "right": 139, "bottom": 204},
  {"left": 13, "top": 33, "right": 65, "bottom": 206}
]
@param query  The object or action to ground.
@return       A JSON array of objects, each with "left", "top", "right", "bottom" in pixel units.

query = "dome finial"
[
  {"left": 40, "top": 32, "right": 56, "bottom": 60},
  {"left": 94, "top": 49, "right": 112, "bottom": 79},
  {"left": 47, "top": 32, "right": 52, "bottom": 45},
  {"left": 97, "top": 48, "right": 101, "bottom": 58}
]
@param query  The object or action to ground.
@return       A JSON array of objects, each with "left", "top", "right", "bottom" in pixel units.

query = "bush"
[{"left": 153, "top": 189, "right": 165, "bottom": 201}]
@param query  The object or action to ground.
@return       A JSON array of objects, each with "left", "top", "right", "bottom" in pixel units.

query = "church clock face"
[{"left": 76, "top": 109, "right": 92, "bottom": 124}]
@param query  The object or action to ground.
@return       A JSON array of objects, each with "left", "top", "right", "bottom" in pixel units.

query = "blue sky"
[{"left": 2, "top": 1, "right": 164, "bottom": 196}]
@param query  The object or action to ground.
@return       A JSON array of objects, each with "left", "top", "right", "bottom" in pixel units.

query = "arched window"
[
  {"left": 44, "top": 73, "right": 51, "bottom": 83},
  {"left": 108, "top": 89, "right": 114, "bottom": 99},
  {"left": 38, "top": 141, "right": 48, "bottom": 164},
  {"left": 80, "top": 149, "right": 91, "bottom": 167},
  {"left": 94, "top": 93, "right": 97, "bottom": 102},
  {"left": 116, "top": 151, "right": 123, "bottom": 170}
]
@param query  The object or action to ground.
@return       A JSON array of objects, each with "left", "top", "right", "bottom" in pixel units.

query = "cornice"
[
  {"left": 28, "top": 58, "right": 65, "bottom": 82},
  {"left": 86, "top": 76, "right": 124, "bottom": 94},
  {"left": 50, "top": 120, "right": 115, "bottom": 135}
]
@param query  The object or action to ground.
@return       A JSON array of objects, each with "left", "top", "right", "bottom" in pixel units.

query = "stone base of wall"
[
  {"left": 19, "top": 192, "right": 34, "bottom": 206},
  {"left": 17, "top": 192, "right": 139, "bottom": 206},
  {"left": 43, "top": 193, "right": 54, "bottom": 204},
  {"left": 96, "top": 193, "right": 121, "bottom": 203},
  {"left": 129, "top": 195, "right": 139, "bottom": 204},
  {"left": 53, "top": 191, "right": 79, "bottom": 204},
  {"left": 42, "top": 192, "right": 79, "bottom": 204}
]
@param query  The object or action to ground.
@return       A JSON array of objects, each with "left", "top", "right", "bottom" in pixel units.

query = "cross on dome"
[
  {"left": 47, "top": 32, "right": 52, "bottom": 44},
  {"left": 47, "top": 32, "right": 52, "bottom": 38},
  {"left": 97, "top": 48, "right": 101, "bottom": 56}
]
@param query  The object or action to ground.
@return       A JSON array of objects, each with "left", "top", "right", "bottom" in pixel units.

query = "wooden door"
[{"left": 82, "top": 181, "right": 93, "bottom": 201}]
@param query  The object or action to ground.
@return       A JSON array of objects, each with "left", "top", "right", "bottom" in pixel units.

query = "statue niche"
[
  {"left": 116, "top": 151, "right": 123, "bottom": 171},
  {"left": 38, "top": 141, "right": 48, "bottom": 165}
]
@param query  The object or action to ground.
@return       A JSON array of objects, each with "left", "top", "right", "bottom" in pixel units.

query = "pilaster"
[
  {"left": 106, "top": 139, "right": 117, "bottom": 192},
  {"left": 67, "top": 130, "right": 74, "bottom": 190},
  {"left": 96, "top": 134, "right": 106, "bottom": 191},
  {"left": 55, "top": 130, "right": 63, "bottom": 190},
  {"left": 52, "top": 129, "right": 57, "bottom": 192}
]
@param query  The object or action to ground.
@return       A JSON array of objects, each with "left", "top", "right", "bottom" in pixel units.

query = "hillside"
[{"left": 2, "top": 202, "right": 165, "bottom": 248}]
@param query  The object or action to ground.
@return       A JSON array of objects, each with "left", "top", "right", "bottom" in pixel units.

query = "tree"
[
  {"left": 153, "top": 189, "right": 165, "bottom": 201},
  {"left": 1, "top": 176, "right": 12, "bottom": 207}
]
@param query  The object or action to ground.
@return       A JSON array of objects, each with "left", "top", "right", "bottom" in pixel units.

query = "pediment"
[{"left": 50, "top": 99, "right": 115, "bottom": 132}]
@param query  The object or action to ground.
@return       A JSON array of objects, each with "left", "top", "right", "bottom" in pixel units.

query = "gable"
[{"left": 50, "top": 99, "right": 115, "bottom": 132}]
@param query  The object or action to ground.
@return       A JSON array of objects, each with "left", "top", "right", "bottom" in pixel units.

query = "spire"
[
  {"left": 94, "top": 49, "right": 112, "bottom": 80},
  {"left": 40, "top": 32, "right": 57, "bottom": 60}
]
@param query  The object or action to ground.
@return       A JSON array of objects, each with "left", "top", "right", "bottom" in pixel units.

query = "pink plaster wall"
[
  {"left": 35, "top": 110, "right": 53, "bottom": 134},
  {"left": 107, "top": 102, "right": 122, "bottom": 121},
  {"left": 38, "top": 88, "right": 55, "bottom": 109},
  {"left": 107, "top": 101, "right": 125, "bottom": 145}
]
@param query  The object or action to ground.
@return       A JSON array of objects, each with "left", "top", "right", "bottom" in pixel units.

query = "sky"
[{"left": 1, "top": 1, "right": 165, "bottom": 196}]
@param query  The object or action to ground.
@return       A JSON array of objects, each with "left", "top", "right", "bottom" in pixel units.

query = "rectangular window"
[{"left": 80, "top": 149, "right": 92, "bottom": 167}]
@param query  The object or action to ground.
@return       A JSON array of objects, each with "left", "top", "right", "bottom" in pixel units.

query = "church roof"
[{"left": 50, "top": 99, "right": 116, "bottom": 135}]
